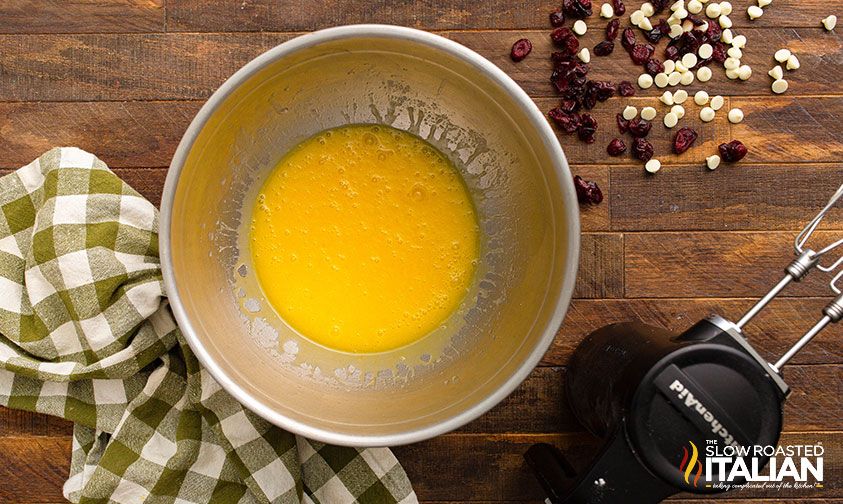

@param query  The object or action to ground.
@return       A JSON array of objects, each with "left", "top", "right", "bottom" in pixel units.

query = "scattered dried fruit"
[
  {"left": 594, "top": 41, "right": 616, "bottom": 56},
  {"left": 511, "top": 39, "right": 533, "bottom": 62},
  {"left": 573, "top": 175, "right": 604, "bottom": 204},
  {"left": 629, "top": 118, "right": 653, "bottom": 137},
  {"left": 549, "top": 108, "right": 582, "bottom": 133},
  {"left": 645, "top": 58, "right": 666, "bottom": 75},
  {"left": 563, "top": 0, "right": 594, "bottom": 18},
  {"left": 607, "top": 18, "right": 621, "bottom": 39},
  {"left": 613, "top": 0, "right": 627, "bottom": 15},
  {"left": 607, "top": 138, "right": 628, "bottom": 155},
  {"left": 610, "top": 82, "right": 631, "bottom": 99},
  {"left": 718, "top": 140, "right": 748, "bottom": 162},
  {"left": 578, "top": 113, "right": 598, "bottom": 143},
  {"left": 631, "top": 44, "right": 653, "bottom": 64},
  {"left": 551, "top": 27, "right": 580, "bottom": 56},
  {"left": 632, "top": 137, "right": 655, "bottom": 161},
  {"left": 617, "top": 113, "right": 629, "bottom": 133},
  {"left": 673, "top": 127, "right": 698, "bottom": 153},
  {"left": 622, "top": 28, "right": 637, "bottom": 52},
  {"left": 550, "top": 10, "right": 566, "bottom": 27}
]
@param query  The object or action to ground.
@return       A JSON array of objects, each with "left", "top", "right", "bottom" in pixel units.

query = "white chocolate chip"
[
  {"left": 700, "top": 106, "right": 716, "bottom": 122},
  {"left": 675, "top": 61, "right": 689, "bottom": 73},
  {"left": 631, "top": 10, "right": 646, "bottom": 25},
  {"left": 710, "top": 95, "right": 724, "bottom": 110},
  {"left": 719, "top": 1, "right": 732, "bottom": 15},
  {"left": 682, "top": 19, "right": 695, "bottom": 31},
  {"left": 673, "top": 89, "right": 689, "bottom": 103},
  {"left": 682, "top": 53, "right": 698, "bottom": 68},
  {"left": 601, "top": 3, "right": 615, "bottom": 17},
  {"left": 688, "top": 0, "right": 703, "bottom": 14},
  {"left": 623, "top": 105, "right": 639, "bottom": 120},
  {"left": 680, "top": 71, "right": 695, "bottom": 85},
  {"left": 727, "top": 46, "right": 742, "bottom": 58},
  {"left": 738, "top": 64, "right": 752, "bottom": 80},
  {"left": 721, "top": 28, "right": 734, "bottom": 44},
  {"left": 699, "top": 21, "right": 709, "bottom": 31},
  {"left": 771, "top": 78, "right": 789, "bottom": 94},
  {"left": 668, "top": 71, "right": 683, "bottom": 86},
  {"left": 664, "top": 59, "right": 676, "bottom": 74},
  {"left": 669, "top": 23, "right": 684, "bottom": 37},
  {"left": 774, "top": 48, "right": 791, "bottom": 62},
  {"left": 694, "top": 90, "right": 710, "bottom": 105},
  {"left": 725, "top": 67, "right": 740, "bottom": 79},
  {"left": 671, "top": 104, "right": 686, "bottom": 118},
  {"left": 660, "top": 90, "right": 675, "bottom": 105},
  {"left": 663, "top": 112, "right": 679, "bottom": 127},
  {"left": 705, "top": 2, "right": 722, "bottom": 17},
  {"left": 573, "top": 20, "right": 588, "bottom": 35},
  {"left": 697, "top": 66, "right": 713, "bottom": 82},
  {"left": 731, "top": 34, "right": 746, "bottom": 48},
  {"left": 698, "top": 43, "right": 714, "bottom": 59},
  {"left": 747, "top": 5, "right": 763, "bottom": 19},
  {"left": 728, "top": 107, "right": 744, "bottom": 123},
  {"left": 642, "top": 2, "right": 655, "bottom": 16},
  {"left": 676, "top": 7, "right": 689, "bottom": 18},
  {"left": 645, "top": 159, "right": 661, "bottom": 173},
  {"left": 706, "top": 154, "right": 721, "bottom": 170},
  {"left": 822, "top": 15, "right": 837, "bottom": 31},
  {"left": 671, "top": 0, "right": 684, "bottom": 11},
  {"left": 724, "top": 57, "right": 740, "bottom": 69},
  {"left": 639, "top": 17, "right": 654, "bottom": 30},
  {"left": 641, "top": 106, "right": 658, "bottom": 120},
  {"left": 655, "top": 72, "right": 670, "bottom": 88},
  {"left": 639, "top": 73, "right": 654, "bottom": 88},
  {"left": 786, "top": 54, "right": 800, "bottom": 70},
  {"left": 668, "top": 13, "right": 682, "bottom": 25},
  {"left": 768, "top": 65, "right": 783, "bottom": 79},
  {"left": 758, "top": 0, "right": 771, "bottom": 6},
  {"left": 719, "top": 14, "right": 733, "bottom": 28},
  {"left": 578, "top": 47, "right": 591, "bottom": 63}
]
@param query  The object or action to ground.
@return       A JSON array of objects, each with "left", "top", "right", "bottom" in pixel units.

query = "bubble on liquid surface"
[
  {"left": 244, "top": 298, "right": 260, "bottom": 313},
  {"left": 237, "top": 264, "right": 248, "bottom": 278}
]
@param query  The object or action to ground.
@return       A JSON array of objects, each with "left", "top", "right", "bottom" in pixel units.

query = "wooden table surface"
[{"left": 1, "top": 1, "right": 842, "bottom": 502}]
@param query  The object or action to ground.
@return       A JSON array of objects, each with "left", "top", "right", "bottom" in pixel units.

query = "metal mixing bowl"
[{"left": 161, "top": 25, "right": 580, "bottom": 446}]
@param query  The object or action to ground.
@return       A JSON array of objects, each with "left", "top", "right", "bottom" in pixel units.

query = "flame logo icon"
[{"left": 679, "top": 441, "right": 703, "bottom": 487}]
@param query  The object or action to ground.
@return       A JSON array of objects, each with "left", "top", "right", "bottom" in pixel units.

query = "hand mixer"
[{"left": 525, "top": 183, "right": 843, "bottom": 503}]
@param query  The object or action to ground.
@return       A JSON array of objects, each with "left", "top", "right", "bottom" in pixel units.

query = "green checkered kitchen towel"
[{"left": 0, "top": 147, "right": 418, "bottom": 504}]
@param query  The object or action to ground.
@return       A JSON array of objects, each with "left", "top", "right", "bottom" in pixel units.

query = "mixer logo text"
[{"left": 668, "top": 379, "right": 740, "bottom": 448}]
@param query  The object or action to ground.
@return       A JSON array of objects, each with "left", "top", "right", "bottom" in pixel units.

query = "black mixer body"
[{"left": 526, "top": 315, "right": 791, "bottom": 504}]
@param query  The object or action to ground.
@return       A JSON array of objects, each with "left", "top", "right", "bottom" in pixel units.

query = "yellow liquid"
[{"left": 250, "top": 124, "right": 479, "bottom": 353}]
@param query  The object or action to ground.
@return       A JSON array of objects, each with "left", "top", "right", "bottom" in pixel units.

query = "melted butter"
[{"left": 250, "top": 124, "right": 479, "bottom": 353}]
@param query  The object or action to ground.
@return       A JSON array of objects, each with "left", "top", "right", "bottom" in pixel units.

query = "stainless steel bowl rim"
[{"left": 160, "top": 24, "right": 580, "bottom": 446}]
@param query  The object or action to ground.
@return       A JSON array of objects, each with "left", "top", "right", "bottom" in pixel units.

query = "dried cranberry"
[
  {"left": 607, "top": 138, "right": 627, "bottom": 155},
  {"left": 549, "top": 108, "right": 582, "bottom": 133},
  {"left": 616, "top": 113, "right": 629, "bottom": 134},
  {"left": 551, "top": 26, "right": 573, "bottom": 44},
  {"left": 645, "top": 58, "right": 665, "bottom": 76},
  {"left": 617, "top": 81, "right": 635, "bottom": 97},
  {"left": 594, "top": 41, "right": 615, "bottom": 56},
  {"left": 563, "top": 0, "right": 593, "bottom": 18},
  {"left": 559, "top": 98, "right": 579, "bottom": 112},
  {"left": 664, "top": 45, "right": 680, "bottom": 61},
  {"left": 573, "top": 175, "right": 603, "bottom": 204},
  {"left": 588, "top": 80, "right": 617, "bottom": 101},
  {"left": 632, "top": 137, "right": 654, "bottom": 162},
  {"left": 711, "top": 43, "right": 727, "bottom": 63},
  {"left": 706, "top": 21, "right": 722, "bottom": 42},
  {"left": 628, "top": 118, "right": 652, "bottom": 138},
  {"left": 612, "top": 0, "right": 626, "bottom": 15},
  {"left": 687, "top": 14, "right": 706, "bottom": 26},
  {"left": 578, "top": 113, "right": 598, "bottom": 143},
  {"left": 673, "top": 127, "right": 698, "bottom": 154},
  {"left": 604, "top": 19, "right": 620, "bottom": 40},
  {"left": 550, "top": 10, "right": 566, "bottom": 27},
  {"left": 551, "top": 27, "right": 580, "bottom": 56},
  {"left": 630, "top": 44, "right": 651, "bottom": 65},
  {"left": 621, "top": 27, "right": 636, "bottom": 52},
  {"left": 644, "top": 21, "right": 667, "bottom": 43},
  {"left": 510, "top": 39, "right": 533, "bottom": 62},
  {"left": 719, "top": 140, "right": 748, "bottom": 162},
  {"left": 651, "top": 0, "right": 669, "bottom": 13}
]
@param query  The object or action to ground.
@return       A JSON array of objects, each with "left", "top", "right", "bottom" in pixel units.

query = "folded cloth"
[{"left": 0, "top": 147, "right": 417, "bottom": 504}]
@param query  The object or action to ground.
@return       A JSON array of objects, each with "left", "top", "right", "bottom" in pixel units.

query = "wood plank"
[
  {"left": 166, "top": 0, "right": 836, "bottom": 31},
  {"left": 0, "top": 408, "right": 71, "bottom": 437},
  {"left": 0, "top": 29, "right": 838, "bottom": 102},
  {"left": 167, "top": 0, "right": 559, "bottom": 32},
  {"left": 0, "top": 437, "right": 70, "bottom": 503},
  {"left": 0, "top": 102, "right": 201, "bottom": 169},
  {"left": 574, "top": 233, "right": 623, "bottom": 299},
  {"left": 610, "top": 163, "right": 843, "bottom": 231},
  {"left": 0, "top": 0, "right": 164, "bottom": 34},
  {"left": 624, "top": 231, "right": 839, "bottom": 298},
  {"left": 731, "top": 97, "right": 843, "bottom": 164},
  {"left": 396, "top": 431, "right": 841, "bottom": 501},
  {"left": 537, "top": 96, "right": 731, "bottom": 166},
  {"left": 548, "top": 298, "right": 843, "bottom": 366}
]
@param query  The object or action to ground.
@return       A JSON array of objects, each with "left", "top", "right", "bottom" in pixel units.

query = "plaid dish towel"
[{"left": 0, "top": 147, "right": 418, "bottom": 504}]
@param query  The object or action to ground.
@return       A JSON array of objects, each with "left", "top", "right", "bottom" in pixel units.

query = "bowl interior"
[{"left": 167, "top": 28, "right": 577, "bottom": 445}]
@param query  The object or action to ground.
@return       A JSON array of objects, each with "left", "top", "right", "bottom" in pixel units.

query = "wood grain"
[
  {"left": 0, "top": 0, "right": 164, "bottom": 34},
  {"left": 0, "top": 29, "right": 838, "bottom": 102},
  {"left": 732, "top": 97, "right": 843, "bottom": 164},
  {"left": 624, "top": 232, "right": 840, "bottom": 298},
  {"left": 0, "top": 437, "right": 70, "bottom": 503},
  {"left": 549, "top": 298, "right": 843, "bottom": 366},
  {"left": 574, "top": 233, "right": 624, "bottom": 299},
  {"left": 610, "top": 163, "right": 843, "bottom": 231}
]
